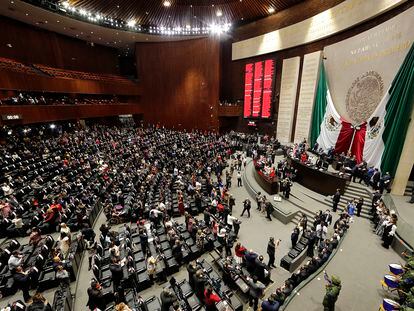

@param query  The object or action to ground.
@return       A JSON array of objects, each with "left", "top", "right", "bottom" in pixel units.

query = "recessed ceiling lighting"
[
  {"left": 163, "top": 1, "right": 171, "bottom": 7},
  {"left": 216, "top": 10, "right": 222, "bottom": 17},
  {"left": 25, "top": 13, "right": 29, "bottom": 16},
  {"left": 268, "top": 7, "right": 275, "bottom": 14},
  {"left": 57, "top": 20, "right": 60, "bottom": 23},
  {"left": 10, "top": 0, "right": 14, "bottom": 3}
]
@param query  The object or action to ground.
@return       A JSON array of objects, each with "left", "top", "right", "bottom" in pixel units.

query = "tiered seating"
[
  {"left": 34, "top": 64, "right": 132, "bottom": 84},
  {"left": 91, "top": 220, "right": 218, "bottom": 309},
  {"left": 0, "top": 57, "right": 38, "bottom": 75},
  {"left": 0, "top": 236, "right": 81, "bottom": 299}
]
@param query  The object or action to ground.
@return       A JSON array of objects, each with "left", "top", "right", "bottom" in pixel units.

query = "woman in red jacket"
[
  {"left": 204, "top": 286, "right": 221, "bottom": 311},
  {"left": 234, "top": 242, "right": 247, "bottom": 265}
]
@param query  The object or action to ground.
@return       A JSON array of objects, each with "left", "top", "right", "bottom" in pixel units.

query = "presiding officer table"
[{"left": 288, "top": 157, "right": 349, "bottom": 196}]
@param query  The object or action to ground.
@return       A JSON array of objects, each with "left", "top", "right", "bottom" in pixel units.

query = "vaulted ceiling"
[{"left": 66, "top": 0, "right": 305, "bottom": 28}]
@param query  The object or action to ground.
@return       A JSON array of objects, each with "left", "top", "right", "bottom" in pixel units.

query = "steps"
[
  {"left": 404, "top": 181, "right": 413, "bottom": 196},
  {"left": 322, "top": 182, "right": 373, "bottom": 219},
  {"left": 286, "top": 193, "right": 316, "bottom": 226}
]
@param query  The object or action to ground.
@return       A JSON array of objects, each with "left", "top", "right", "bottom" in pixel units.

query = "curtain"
[
  {"left": 351, "top": 123, "right": 366, "bottom": 163},
  {"left": 334, "top": 120, "right": 353, "bottom": 155},
  {"left": 310, "top": 62, "right": 327, "bottom": 147},
  {"left": 381, "top": 43, "right": 414, "bottom": 176}
]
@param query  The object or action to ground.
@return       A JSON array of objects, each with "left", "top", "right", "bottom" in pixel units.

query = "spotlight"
[
  {"left": 163, "top": 1, "right": 171, "bottom": 7},
  {"left": 50, "top": 124, "right": 56, "bottom": 129},
  {"left": 7, "top": 130, "right": 12, "bottom": 135},
  {"left": 62, "top": 1, "right": 69, "bottom": 8},
  {"left": 268, "top": 7, "right": 275, "bottom": 14},
  {"left": 216, "top": 10, "right": 223, "bottom": 17}
]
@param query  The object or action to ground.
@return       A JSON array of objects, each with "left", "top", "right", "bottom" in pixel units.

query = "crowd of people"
[{"left": 0, "top": 92, "right": 119, "bottom": 106}]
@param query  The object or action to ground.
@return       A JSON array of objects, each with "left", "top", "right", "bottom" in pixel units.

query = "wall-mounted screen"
[{"left": 243, "top": 59, "right": 275, "bottom": 119}]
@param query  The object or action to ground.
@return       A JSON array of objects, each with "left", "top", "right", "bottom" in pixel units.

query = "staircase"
[
  {"left": 287, "top": 193, "right": 316, "bottom": 226},
  {"left": 324, "top": 183, "right": 373, "bottom": 219},
  {"left": 404, "top": 181, "right": 413, "bottom": 196}
]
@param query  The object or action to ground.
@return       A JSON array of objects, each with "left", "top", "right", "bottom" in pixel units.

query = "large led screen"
[{"left": 243, "top": 59, "right": 275, "bottom": 119}]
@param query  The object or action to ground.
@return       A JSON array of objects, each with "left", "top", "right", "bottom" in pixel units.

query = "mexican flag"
[
  {"left": 309, "top": 62, "right": 342, "bottom": 152},
  {"left": 310, "top": 42, "right": 414, "bottom": 176}
]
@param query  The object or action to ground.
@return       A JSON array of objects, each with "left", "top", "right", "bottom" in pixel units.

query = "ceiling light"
[
  {"left": 216, "top": 10, "right": 222, "bottom": 17},
  {"left": 163, "top": 1, "right": 171, "bottom": 7},
  {"left": 127, "top": 20, "right": 136, "bottom": 27},
  {"left": 268, "top": 7, "right": 275, "bottom": 13},
  {"left": 50, "top": 124, "right": 56, "bottom": 129},
  {"left": 62, "top": 1, "right": 69, "bottom": 8}
]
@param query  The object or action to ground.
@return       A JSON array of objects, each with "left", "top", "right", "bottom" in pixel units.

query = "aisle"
[{"left": 286, "top": 217, "right": 402, "bottom": 311}]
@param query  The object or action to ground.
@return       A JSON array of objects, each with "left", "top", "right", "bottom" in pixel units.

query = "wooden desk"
[
  {"left": 288, "top": 158, "right": 349, "bottom": 196},
  {"left": 253, "top": 160, "right": 279, "bottom": 195}
]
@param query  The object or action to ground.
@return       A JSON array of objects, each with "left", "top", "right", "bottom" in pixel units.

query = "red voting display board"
[{"left": 243, "top": 59, "right": 275, "bottom": 119}]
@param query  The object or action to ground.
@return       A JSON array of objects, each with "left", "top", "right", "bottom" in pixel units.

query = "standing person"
[
  {"left": 265, "top": 202, "right": 273, "bottom": 221},
  {"left": 323, "top": 275, "right": 341, "bottom": 311},
  {"left": 204, "top": 286, "right": 221, "bottom": 311},
  {"left": 332, "top": 189, "right": 341, "bottom": 212},
  {"left": 110, "top": 258, "right": 124, "bottom": 292},
  {"left": 237, "top": 172, "right": 242, "bottom": 187},
  {"left": 160, "top": 288, "right": 178, "bottom": 311},
  {"left": 323, "top": 210, "right": 333, "bottom": 226},
  {"left": 356, "top": 198, "right": 364, "bottom": 217},
  {"left": 228, "top": 194, "right": 236, "bottom": 213},
  {"left": 267, "top": 237, "right": 277, "bottom": 268},
  {"left": 187, "top": 261, "right": 197, "bottom": 288},
  {"left": 247, "top": 276, "right": 265, "bottom": 311},
  {"left": 291, "top": 227, "right": 300, "bottom": 248},
  {"left": 371, "top": 190, "right": 382, "bottom": 214},
  {"left": 234, "top": 242, "right": 247, "bottom": 264},
  {"left": 382, "top": 217, "right": 397, "bottom": 249},
  {"left": 241, "top": 198, "right": 251, "bottom": 217},
  {"left": 87, "top": 281, "right": 106, "bottom": 311},
  {"left": 316, "top": 222, "right": 327, "bottom": 243},
  {"left": 255, "top": 192, "right": 262, "bottom": 210},
  {"left": 233, "top": 218, "right": 241, "bottom": 237},
  {"left": 13, "top": 266, "right": 32, "bottom": 302},
  {"left": 283, "top": 179, "right": 292, "bottom": 199}
]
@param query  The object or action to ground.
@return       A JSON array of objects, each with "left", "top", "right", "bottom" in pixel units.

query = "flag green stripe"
[
  {"left": 310, "top": 61, "right": 327, "bottom": 148},
  {"left": 381, "top": 42, "right": 414, "bottom": 176}
]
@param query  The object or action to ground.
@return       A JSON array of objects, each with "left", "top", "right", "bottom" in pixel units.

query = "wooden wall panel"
[
  {"left": 0, "top": 16, "right": 119, "bottom": 74},
  {"left": 136, "top": 38, "right": 220, "bottom": 131},
  {"left": 0, "top": 70, "right": 141, "bottom": 95},
  {"left": 0, "top": 104, "right": 143, "bottom": 125}
]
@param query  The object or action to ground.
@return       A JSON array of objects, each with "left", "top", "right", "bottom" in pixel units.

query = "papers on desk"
[{"left": 273, "top": 195, "right": 282, "bottom": 202}]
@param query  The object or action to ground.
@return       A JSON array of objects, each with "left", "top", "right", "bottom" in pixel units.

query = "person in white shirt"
[
  {"left": 227, "top": 214, "right": 237, "bottom": 230},
  {"left": 316, "top": 222, "right": 328, "bottom": 243},
  {"left": 8, "top": 251, "right": 23, "bottom": 271}
]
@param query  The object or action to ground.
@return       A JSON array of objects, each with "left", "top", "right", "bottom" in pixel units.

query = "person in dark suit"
[
  {"left": 332, "top": 189, "right": 341, "bottom": 212},
  {"left": 241, "top": 198, "right": 251, "bottom": 217},
  {"left": 87, "top": 281, "right": 106, "bottom": 311},
  {"left": 265, "top": 202, "right": 273, "bottom": 221},
  {"left": 356, "top": 198, "right": 364, "bottom": 217},
  {"left": 13, "top": 266, "right": 32, "bottom": 302},
  {"left": 371, "top": 190, "right": 382, "bottom": 214},
  {"left": 172, "top": 240, "right": 183, "bottom": 264},
  {"left": 160, "top": 288, "right": 178, "bottom": 311},
  {"left": 187, "top": 261, "right": 197, "bottom": 288},
  {"left": 267, "top": 238, "right": 276, "bottom": 268},
  {"left": 109, "top": 258, "right": 123, "bottom": 292}
]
